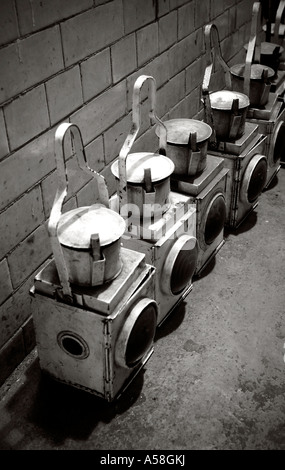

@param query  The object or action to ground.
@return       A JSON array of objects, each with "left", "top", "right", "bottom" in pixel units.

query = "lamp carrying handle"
[
  {"left": 273, "top": 0, "right": 285, "bottom": 42},
  {"left": 118, "top": 74, "right": 167, "bottom": 212},
  {"left": 202, "top": 23, "right": 232, "bottom": 147},
  {"left": 203, "top": 23, "right": 232, "bottom": 93},
  {"left": 244, "top": 2, "right": 262, "bottom": 98},
  {"left": 48, "top": 123, "right": 110, "bottom": 302}
]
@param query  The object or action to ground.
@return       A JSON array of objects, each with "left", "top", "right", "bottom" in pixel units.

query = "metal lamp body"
[
  {"left": 262, "top": 0, "right": 285, "bottom": 66},
  {"left": 56, "top": 204, "right": 126, "bottom": 287},
  {"left": 114, "top": 175, "right": 172, "bottom": 218},
  {"left": 210, "top": 106, "right": 248, "bottom": 142},
  {"left": 170, "top": 165, "right": 228, "bottom": 276},
  {"left": 30, "top": 248, "right": 157, "bottom": 402},
  {"left": 245, "top": 100, "right": 285, "bottom": 187},
  {"left": 194, "top": 172, "right": 228, "bottom": 276},
  {"left": 244, "top": 41, "right": 284, "bottom": 76},
  {"left": 230, "top": 64, "right": 275, "bottom": 108},
  {"left": 262, "top": 25, "right": 285, "bottom": 62},
  {"left": 111, "top": 152, "right": 175, "bottom": 219},
  {"left": 59, "top": 234, "right": 122, "bottom": 287},
  {"left": 110, "top": 191, "right": 198, "bottom": 327},
  {"left": 164, "top": 142, "right": 208, "bottom": 176},
  {"left": 155, "top": 119, "right": 213, "bottom": 177},
  {"left": 261, "top": 2, "right": 285, "bottom": 91},
  {"left": 48, "top": 123, "right": 126, "bottom": 296},
  {"left": 208, "top": 90, "right": 250, "bottom": 141},
  {"left": 208, "top": 134, "right": 268, "bottom": 229}
]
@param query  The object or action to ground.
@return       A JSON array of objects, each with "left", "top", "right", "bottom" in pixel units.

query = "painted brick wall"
[{"left": 0, "top": 0, "right": 255, "bottom": 385}]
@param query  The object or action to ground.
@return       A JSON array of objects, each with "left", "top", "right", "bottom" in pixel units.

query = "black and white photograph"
[{"left": 0, "top": 0, "right": 284, "bottom": 454}]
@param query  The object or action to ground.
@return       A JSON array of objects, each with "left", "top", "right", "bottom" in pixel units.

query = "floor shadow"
[
  {"left": 193, "top": 255, "right": 216, "bottom": 281},
  {"left": 224, "top": 209, "right": 258, "bottom": 238},
  {"left": 1, "top": 352, "right": 145, "bottom": 448},
  {"left": 263, "top": 172, "right": 279, "bottom": 192},
  {"left": 154, "top": 301, "right": 186, "bottom": 341}
]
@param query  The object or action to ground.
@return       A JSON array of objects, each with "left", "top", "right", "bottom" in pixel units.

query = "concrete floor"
[{"left": 0, "top": 167, "right": 284, "bottom": 451}]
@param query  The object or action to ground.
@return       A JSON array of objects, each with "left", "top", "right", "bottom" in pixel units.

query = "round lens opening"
[
  {"left": 170, "top": 239, "right": 198, "bottom": 295},
  {"left": 125, "top": 304, "right": 157, "bottom": 368},
  {"left": 57, "top": 331, "right": 89, "bottom": 359},
  {"left": 204, "top": 195, "right": 226, "bottom": 245},
  {"left": 247, "top": 159, "right": 267, "bottom": 203},
  {"left": 273, "top": 122, "right": 285, "bottom": 163}
]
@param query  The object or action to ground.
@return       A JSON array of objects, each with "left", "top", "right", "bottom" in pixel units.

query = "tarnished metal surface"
[
  {"left": 209, "top": 90, "right": 249, "bottom": 110},
  {"left": 113, "top": 172, "right": 172, "bottom": 217},
  {"left": 111, "top": 152, "right": 174, "bottom": 183},
  {"left": 117, "top": 75, "right": 168, "bottom": 213},
  {"left": 211, "top": 122, "right": 259, "bottom": 155},
  {"left": 231, "top": 66, "right": 273, "bottom": 108},
  {"left": 262, "top": 0, "right": 285, "bottom": 66},
  {"left": 246, "top": 99, "right": 285, "bottom": 187},
  {"left": 170, "top": 154, "right": 224, "bottom": 196},
  {"left": 260, "top": 41, "right": 284, "bottom": 55},
  {"left": 31, "top": 257, "right": 157, "bottom": 401},
  {"left": 231, "top": 3, "right": 274, "bottom": 107},
  {"left": 208, "top": 134, "right": 268, "bottom": 228},
  {"left": 240, "top": 154, "right": 268, "bottom": 204},
  {"left": 121, "top": 206, "right": 197, "bottom": 326},
  {"left": 33, "top": 247, "right": 147, "bottom": 315},
  {"left": 110, "top": 190, "right": 193, "bottom": 241},
  {"left": 58, "top": 204, "right": 125, "bottom": 249},
  {"left": 230, "top": 63, "right": 275, "bottom": 81},
  {"left": 156, "top": 119, "right": 212, "bottom": 144},
  {"left": 181, "top": 167, "right": 228, "bottom": 274},
  {"left": 202, "top": 23, "right": 249, "bottom": 143},
  {"left": 162, "top": 144, "right": 208, "bottom": 177},
  {"left": 47, "top": 122, "right": 125, "bottom": 293},
  {"left": 270, "top": 69, "right": 285, "bottom": 94},
  {"left": 246, "top": 92, "right": 278, "bottom": 120},
  {"left": 155, "top": 118, "right": 212, "bottom": 176}
]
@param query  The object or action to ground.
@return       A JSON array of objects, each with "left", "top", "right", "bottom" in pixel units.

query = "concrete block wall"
[{"left": 0, "top": 0, "right": 255, "bottom": 385}]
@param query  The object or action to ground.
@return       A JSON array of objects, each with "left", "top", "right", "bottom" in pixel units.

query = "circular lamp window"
[
  {"left": 203, "top": 193, "right": 226, "bottom": 246},
  {"left": 115, "top": 298, "right": 157, "bottom": 369},
  {"left": 57, "top": 331, "right": 89, "bottom": 359},
  {"left": 241, "top": 154, "right": 267, "bottom": 204},
  {"left": 161, "top": 235, "right": 198, "bottom": 296},
  {"left": 272, "top": 121, "right": 285, "bottom": 165}
]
